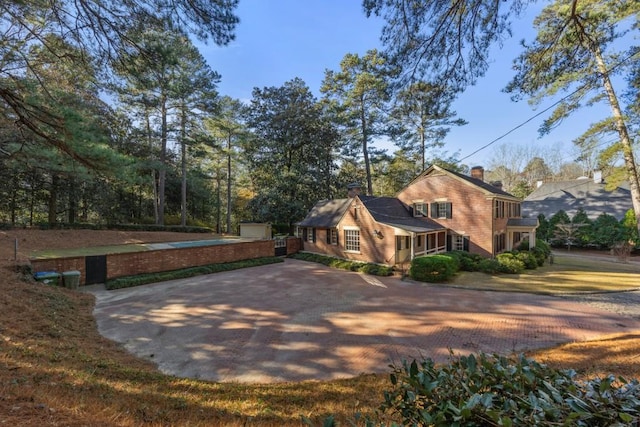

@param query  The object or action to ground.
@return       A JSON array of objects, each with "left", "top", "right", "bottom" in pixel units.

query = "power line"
[{"left": 458, "top": 47, "right": 640, "bottom": 164}]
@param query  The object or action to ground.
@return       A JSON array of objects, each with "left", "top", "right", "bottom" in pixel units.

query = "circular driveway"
[{"left": 88, "top": 259, "right": 640, "bottom": 383}]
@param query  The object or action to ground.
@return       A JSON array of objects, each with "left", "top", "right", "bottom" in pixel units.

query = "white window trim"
[{"left": 344, "top": 227, "right": 361, "bottom": 253}]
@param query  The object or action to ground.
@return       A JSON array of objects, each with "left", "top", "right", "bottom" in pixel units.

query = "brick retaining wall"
[{"left": 30, "top": 237, "right": 302, "bottom": 286}]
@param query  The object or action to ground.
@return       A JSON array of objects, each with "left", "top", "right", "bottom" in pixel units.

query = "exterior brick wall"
[
  {"left": 30, "top": 256, "right": 86, "bottom": 282},
  {"left": 302, "top": 198, "right": 397, "bottom": 265},
  {"left": 286, "top": 237, "right": 302, "bottom": 255},
  {"left": 30, "top": 239, "right": 294, "bottom": 287},
  {"left": 397, "top": 171, "right": 498, "bottom": 257}
]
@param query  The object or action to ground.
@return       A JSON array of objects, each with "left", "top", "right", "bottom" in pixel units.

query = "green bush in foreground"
[
  {"left": 289, "top": 252, "right": 394, "bottom": 276},
  {"left": 105, "top": 257, "right": 283, "bottom": 290},
  {"left": 409, "top": 255, "right": 457, "bottom": 283},
  {"left": 379, "top": 353, "right": 640, "bottom": 427}
]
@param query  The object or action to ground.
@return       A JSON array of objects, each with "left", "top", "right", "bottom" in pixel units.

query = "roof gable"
[
  {"left": 404, "top": 165, "right": 518, "bottom": 199},
  {"left": 297, "top": 198, "right": 351, "bottom": 228}
]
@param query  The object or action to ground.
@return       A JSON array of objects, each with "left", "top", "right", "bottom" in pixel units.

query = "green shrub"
[
  {"left": 409, "top": 255, "right": 457, "bottom": 282},
  {"left": 105, "top": 257, "right": 283, "bottom": 290},
  {"left": 515, "top": 251, "right": 538, "bottom": 269},
  {"left": 448, "top": 250, "right": 483, "bottom": 271},
  {"left": 380, "top": 353, "right": 640, "bottom": 427},
  {"left": 440, "top": 253, "right": 461, "bottom": 272},
  {"left": 517, "top": 239, "right": 551, "bottom": 266},
  {"left": 496, "top": 252, "right": 525, "bottom": 274},
  {"left": 477, "top": 258, "right": 503, "bottom": 274},
  {"left": 289, "top": 253, "right": 393, "bottom": 276}
]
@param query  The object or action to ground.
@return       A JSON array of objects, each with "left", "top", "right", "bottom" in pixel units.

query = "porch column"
[
  {"left": 530, "top": 229, "right": 536, "bottom": 249},
  {"left": 506, "top": 230, "right": 513, "bottom": 251},
  {"left": 411, "top": 232, "right": 415, "bottom": 260}
]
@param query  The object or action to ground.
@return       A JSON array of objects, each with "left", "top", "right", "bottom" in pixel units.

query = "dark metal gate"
[
  {"left": 85, "top": 255, "right": 107, "bottom": 285},
  {"left": 274, "top": 237, "right": 287, "bottom": 256}
]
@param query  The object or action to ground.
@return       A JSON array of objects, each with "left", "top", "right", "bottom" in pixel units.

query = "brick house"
[{"left": 297, "top": 165, "right": 538, "bottom": 265}]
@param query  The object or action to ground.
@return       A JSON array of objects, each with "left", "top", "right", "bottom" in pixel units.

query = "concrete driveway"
[{"left": 87, "top": 259, "right": 640, "bottom": 383}]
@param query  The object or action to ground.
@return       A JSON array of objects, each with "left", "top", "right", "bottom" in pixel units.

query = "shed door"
[{"left": 85, "top": 255, "right": 107, "bottom": 285}]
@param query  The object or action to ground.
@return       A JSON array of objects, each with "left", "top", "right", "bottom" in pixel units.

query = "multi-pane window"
[
  {"left": 304, "top": 227, "right": 315, "bottom": 242},
  {"left": 496, "top": 200, "right": 522, "bottom": 218},
  {"left": 329, "top": 228, "right": 338, "bottom": 245},
  {"left": 494, "top": 200, "right": 505, "bottom": 218},
  {"left": 413, "top": 202, "right": 427, "bottom": 217},
  {"left": 344, "top": 229, "right": 360, "bottom": 252},
  {"left": 430, "top": 202, "right": 452, "bottom": 219},
  {"left": 453, "top": 235, "right": 465, "bottom": 251}
]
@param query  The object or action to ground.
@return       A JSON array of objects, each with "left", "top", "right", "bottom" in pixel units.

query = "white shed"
[{"left": 239, "top": 223, "right": 272, "bottom": 239}]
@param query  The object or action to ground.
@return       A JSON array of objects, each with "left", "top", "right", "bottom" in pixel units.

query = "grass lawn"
[{"left": 449, "top": 253, "right": 640, "bottom": 293}]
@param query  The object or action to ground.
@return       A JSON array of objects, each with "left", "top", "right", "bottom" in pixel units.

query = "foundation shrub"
[
  {"left": 409, "top": 255, "right": 457, "bottom": 283},
  {"left": 290, "top": 253, "right": 393, "bottom": 276},
  {"left": 518, "top": 239, "right": 552, "bottom": 266},
  {"left": 477, "top": 258, "right": 503, "bottom": 274},
  {"left": 448, "top": 250, "right": 483, "bottom": 271},
  {"left": 496, "top": 252, "right": 525, "bottom": 274},
  {"left": 514, "top": 251, "right": 539, "bottom": 269}
]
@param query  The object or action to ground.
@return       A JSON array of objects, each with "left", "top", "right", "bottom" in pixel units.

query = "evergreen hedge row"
[
  {"left": 289, "top": 252, "right": 394, "bottom": 276},
  {"left": 105, "top": 257, "right": 283, "bottom": 290}
]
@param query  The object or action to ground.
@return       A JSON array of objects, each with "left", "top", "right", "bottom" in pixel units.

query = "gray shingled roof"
[
  {"left": 522, "top": 179, "right": 632, "bottom": 220},
  {"left": 360, "top": 196, "right": 445, "bottom": 233},
  {"left": 297, "top": 198, "right": 351, "bottom": 228}
]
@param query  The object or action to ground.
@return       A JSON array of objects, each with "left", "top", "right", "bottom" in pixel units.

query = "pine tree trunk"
[
  {"left": 360, "top": 103, "right": 372, "bottom": 195},
  {"left": 180, "top": 107, "right": 187, "bottom": 227},
  {"left": 593, "top": 47, "right": 640, "bottom": 236},
  {"left": 226, "top": 133, "right": 232, "bottom": 234},
  {"left": 158, "top": 96, "right": 167, "bottom": 225},
  {"left": 48, "top": 174, "right": 58, "bottom": 225}
]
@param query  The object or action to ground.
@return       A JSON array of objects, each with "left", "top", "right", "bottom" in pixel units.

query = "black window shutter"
[
  {"left": 312, "top": 228, "right": 316, "bottom": 242},
  {"left": 463, "top": 236, "right": 470, "bottom": 251},
  {"left": 446, "top": 235, "right": 452, "bottom": 251},
  {"left": 326, "top": 229, "right": 331, "bottom": 244},
  {"left": 446, "top": 203, "right": 452, "bottom": 219},
  {"left": 430, "top": 203, "right": 437, "bottom": 218},
  {"left": 302, "top": 228, "right": 307, "bottom": 241}
]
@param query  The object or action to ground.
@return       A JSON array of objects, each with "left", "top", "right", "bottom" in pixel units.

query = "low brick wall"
[
  {"left": 30, "top": 237, "right": 302, "bottom": 286},
  {"left": 30, "top": 256, "right": 86, "bottom": 282}
]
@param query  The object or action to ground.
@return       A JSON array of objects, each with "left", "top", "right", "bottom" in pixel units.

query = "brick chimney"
[
  {"left": 347, "top": 183, "right": 362, "bottom": 198},
  {"left": 470, "top": 166, "right": 484, "bottom": 182}
]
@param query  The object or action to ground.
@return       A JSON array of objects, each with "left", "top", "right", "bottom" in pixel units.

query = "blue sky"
[{"left": 201, "top": 1, "right": 612, "bottom": 169}]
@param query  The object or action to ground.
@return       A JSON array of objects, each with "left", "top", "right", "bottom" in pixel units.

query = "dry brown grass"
[
  {"left": 450, "top": 252, "right": 640, "bottom": 293},
  {"left": 1, "top": 229, "right": 639, "bottom": 426}
]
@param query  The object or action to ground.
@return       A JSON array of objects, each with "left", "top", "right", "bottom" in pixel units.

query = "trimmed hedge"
[
  {"left": 105, "top": 257, "right": 283, "bottom": 290},
  {"left": 409, "top": 255, "right": 457, "bottom": 283},
  {"left": 289, "top": 252, "right": 394, "bottom": 276}
]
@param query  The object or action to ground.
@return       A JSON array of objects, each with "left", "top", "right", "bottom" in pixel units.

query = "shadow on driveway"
[{"left": 87, "top": 259, "right": 640, "bottom": 383}]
